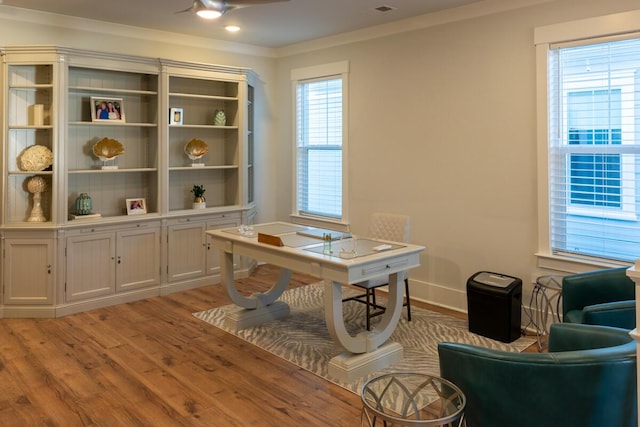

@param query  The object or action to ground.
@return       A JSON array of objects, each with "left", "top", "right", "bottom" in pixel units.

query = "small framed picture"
[
  {"left": 91, "top": 97, "right": 125, "bottom": 123},
  {"left": 169, "top": 108, "right": 184, "bottom": 125},
  {"left": 126, "top": 198, "right": 147, "bottom": 215}
]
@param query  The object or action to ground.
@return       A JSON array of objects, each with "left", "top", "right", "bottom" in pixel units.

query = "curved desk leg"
[
  {"left": 326, "top": 272, "right": 405, "bottom": 383},
  {"left": 220, "top": 249, "right": 292, "bottom": 331}
]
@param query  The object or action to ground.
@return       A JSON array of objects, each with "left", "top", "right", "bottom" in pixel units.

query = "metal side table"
[
  {"left": 525, "top": 275, "right": 563, "bottom": 351},
  {"left": 361, "top": 373, "right": 466, "bottom": 426}
]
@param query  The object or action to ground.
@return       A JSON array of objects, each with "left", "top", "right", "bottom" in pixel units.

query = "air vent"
[{"left": 374, "top": 5, "right": 397, "bottom": 13}]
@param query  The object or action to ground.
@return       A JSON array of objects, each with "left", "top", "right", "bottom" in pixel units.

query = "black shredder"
[{"left": 467, "top": 271, "right": 522, "bottom": 343}]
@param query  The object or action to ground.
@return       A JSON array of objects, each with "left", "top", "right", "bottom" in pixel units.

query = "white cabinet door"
[
  {"left": 116, "top": 227, "right": 161, "bottom": 292},
  {"left": 66, "top": 233, "right": 115, "bottom": 302},
  {"left": 3, "top": 238, "right": 54, "bottom": 305},
  {"left": 206, "top": 218, "right": 240, "bottom": 276},
  {"left": 167, "top": 221, "right": 206, "bottom": 282}
]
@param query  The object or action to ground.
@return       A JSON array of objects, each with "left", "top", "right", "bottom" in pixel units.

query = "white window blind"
[
  {"left": 295, "top": 77, "right": 343, "bottom": 219},
  {"left": 548, "top": 37, "right": 640, "bottom": 262}
]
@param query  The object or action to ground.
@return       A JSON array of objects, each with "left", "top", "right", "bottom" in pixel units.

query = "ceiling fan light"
[{"left": 196, "top": 9, "right": 223, "bottom": 19}]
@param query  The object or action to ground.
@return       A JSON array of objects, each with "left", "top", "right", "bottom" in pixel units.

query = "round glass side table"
[{"left": 360, "top": 373, "right": 466, "bottom": 426}]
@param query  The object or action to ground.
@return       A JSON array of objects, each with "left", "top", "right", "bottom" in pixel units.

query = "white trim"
[
  {"left": 536, "top": 43, "right": 551, "bottom": 261},
  {"left": 291, "top": 62, "right": 350, "bottom": 222},
  {"left": 534, "top": 9, "right": 640, "bottom": 45},
  {"left": 290, "top": 61, "right": 349, "bottom": 81},
  {"left": 535, "top": 252, "right": 630, "bottom": 274},
  {"left": 535, "top": 11, "right": 640, "bottom": 271}
]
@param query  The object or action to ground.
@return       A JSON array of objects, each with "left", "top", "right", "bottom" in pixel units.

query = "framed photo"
[
  {"left": 126, "top": 198, "right": 147, "bottom": 215},
  {"left": 91, "top": 97, "right": 125, "bottom": 122},
  {"left": 169, "top": 108, "right": 184, "bottom": 125}
]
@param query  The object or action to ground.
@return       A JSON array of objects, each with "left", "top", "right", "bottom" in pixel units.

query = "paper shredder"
[{"left": 467, "top": 271, "right": 522, "bottom": 343}]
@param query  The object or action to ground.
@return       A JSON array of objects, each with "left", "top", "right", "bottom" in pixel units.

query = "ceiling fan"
[{"left": 178, "top": 0, "right": 290, "bottom": 19}]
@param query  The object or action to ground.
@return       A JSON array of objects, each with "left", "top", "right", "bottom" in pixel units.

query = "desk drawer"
[{"left": 349, "top": 253, "right": 419, "bottom": 283}]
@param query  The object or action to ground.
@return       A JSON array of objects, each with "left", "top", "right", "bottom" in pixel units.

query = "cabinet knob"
[
  {"left": 117, "top": 256, "right": 121, "bottom": 264},
  {"left": 47, "top": 264, "right": 51, "bottom": 274}
]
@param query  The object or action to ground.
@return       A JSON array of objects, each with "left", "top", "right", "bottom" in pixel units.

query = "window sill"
[
  {"left": 535, "top": 251, "right": 632, "bottom": 275},
  {"left": 289, "top": 213, "right": 350, "bottom": 232}
]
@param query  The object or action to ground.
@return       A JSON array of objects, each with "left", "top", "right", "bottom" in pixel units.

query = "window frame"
[
  {"left": 290, "top": 61, "right": 349, "bottom": 225},
  {"left": 535, "top": 11, "right": 640, "bottom": 271}
]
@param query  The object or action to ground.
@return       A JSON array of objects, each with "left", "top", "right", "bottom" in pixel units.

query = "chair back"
[
  {"left": 438, "top": 323, "right": 637, "bottom": 427},
  {"left": 368, "top": 213, "right": 410, "bottom": 243},
  {"left": 562, "top": 267, "right": 635, "bottom": 317}
]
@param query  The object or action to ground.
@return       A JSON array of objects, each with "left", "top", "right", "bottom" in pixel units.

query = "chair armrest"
[
  {"left": 582, "top": 300, "right": 636, "bottom": 330},
  {"left": 548, "top": 323, "right": 634, "bottom": 352}
]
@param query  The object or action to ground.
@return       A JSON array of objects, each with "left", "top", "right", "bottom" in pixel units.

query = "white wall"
[
  {"left": 273, "top": 0, "right": 640, "bottom": 310},
  {"left": 1, "top": 0, "right": 639, "bottom": 311}
]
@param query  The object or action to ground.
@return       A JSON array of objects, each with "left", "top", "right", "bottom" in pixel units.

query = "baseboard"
[
  {"left": 2, "top": 306, "right": 57, "bottom": 318},
  {"left": 407, "top": 278, "right": 468, "bottom": 313},
  {"left": 381, "top": 278, "right": 554, "bottom": 335},
  {"left": 160, "top": 268, "right": 251, "bottom": 296},
  {"left": 55, "top": 287, "right": 161, "bottom": 317}
]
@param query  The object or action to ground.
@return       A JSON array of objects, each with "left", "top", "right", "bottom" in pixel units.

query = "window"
[
  {"left": 567, "top": 89, "right": 622, "bottom": 208},
  {"left": 545, "top": 37, "right": 640, "bottom": 263},
  {"left": 291, "top": 62, "right": 349, "bottom": 220}
]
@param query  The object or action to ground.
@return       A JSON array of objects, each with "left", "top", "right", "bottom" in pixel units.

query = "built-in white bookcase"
[
  {"left": 0, "top": 47, "right": 257, "bottom": 318},
  {"left": 166, "top": 71, "right": 241, "bottom": 212},
  {"left": 5, "top": 62, "right": 55, "bottom": 224},
  {"left": 66, "top": 65, "right": 160, "bottom": 218}
]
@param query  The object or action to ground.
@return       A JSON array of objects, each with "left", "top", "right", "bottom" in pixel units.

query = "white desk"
[{"left": 206, "top": 222, "right": 425, "bottom": 382}]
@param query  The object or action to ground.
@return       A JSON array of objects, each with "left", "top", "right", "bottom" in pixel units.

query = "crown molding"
[
  {"left": 275, "top": 0, "right": 556, "bottom": 57},
  {"left": 0, "top": 0, "right": 556, "bottom": 60},
  {"left": 0, "top": 5, "right": 277, "bottom": 58}
]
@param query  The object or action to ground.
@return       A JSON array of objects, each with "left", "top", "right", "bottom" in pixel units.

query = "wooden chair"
[{"left": 343, "top": 213, "right": 411, "bottom": 330}]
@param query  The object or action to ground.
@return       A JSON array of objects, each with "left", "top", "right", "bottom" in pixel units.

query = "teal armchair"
[
  {"left": 438, "top": 323, "right": 637, "bottom": 427},
  {"left": 562, "top": 267, "right": 635, "bottom": 329}
]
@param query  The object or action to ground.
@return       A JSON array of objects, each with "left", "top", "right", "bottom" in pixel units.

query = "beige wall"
[
  {"left": 274, "top": 0, "right": 640, "bottom": 309},
  {"left": 1, "top": 0, "right": 638, "bottom": 310}
]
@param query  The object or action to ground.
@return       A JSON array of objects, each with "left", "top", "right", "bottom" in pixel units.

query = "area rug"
[{"left": 193, "top": 283, "right": 534, "bottom": 394}]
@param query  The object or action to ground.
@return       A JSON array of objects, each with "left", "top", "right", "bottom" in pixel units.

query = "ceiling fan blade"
[
  {"left": 175, "top": 5, "right": 195, "bottom": 14},
  {"left": 175, "top": 0, "right": 286, "bottom": 16},
  {"left": 227, "top": 0, "right": 289, "bottom": 5},
  {"left": 175, "top": 0, "right": 228, "bottom": 16}
]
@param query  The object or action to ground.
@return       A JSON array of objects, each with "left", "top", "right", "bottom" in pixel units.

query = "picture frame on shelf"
[
  {"left": 126, "top": 198, "right": 146, "bottom": 215},
  {"left": 169, "top": 108, "right": 184, "bottom": 125},
  {"left": 91, "top": 97, "right": 125, "bottom": 122}
]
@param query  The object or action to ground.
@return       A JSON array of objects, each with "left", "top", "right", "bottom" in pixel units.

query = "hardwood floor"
[{"left": 0, "top": 265, "right": 535, "bottom": 426}]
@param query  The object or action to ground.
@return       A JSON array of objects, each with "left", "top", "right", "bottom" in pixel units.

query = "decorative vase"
[
  {"left": 26, "top": 176, "right": 47, "bottom": 222},
  {"left": 214, "top": 110, "right": 226, "bottom": 126},
  {"left": 192, "top": 201, "right": 206, "bottom": 209},
  {"left": 75, "top": 193, "right": 92, "bottom": 215}
]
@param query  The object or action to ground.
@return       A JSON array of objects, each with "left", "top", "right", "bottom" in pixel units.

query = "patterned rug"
[{"left": 193, "top": 282, "right": 534, "bottom": 395}]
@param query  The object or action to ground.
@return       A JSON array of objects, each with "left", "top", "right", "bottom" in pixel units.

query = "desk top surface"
[{"left": 207, "top": 221, "right": 425, "bottom": 264}]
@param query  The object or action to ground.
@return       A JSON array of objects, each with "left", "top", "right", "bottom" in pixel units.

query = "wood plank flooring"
[{"left": 0, "top": 264, "right": 535, "bottom": 426}]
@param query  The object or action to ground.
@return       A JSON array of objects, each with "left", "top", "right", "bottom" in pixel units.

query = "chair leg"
[
  {"left": 404, "top": 278, "right": 411, "bottom": 322},
  {"left": 365, "top": 289, "right": 371, "bottom": 331}
]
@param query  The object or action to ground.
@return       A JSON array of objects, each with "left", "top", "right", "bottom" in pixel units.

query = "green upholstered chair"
[
  {"left": 438, "top": 323, "right": 637, "bottom": 427},
  {"left": 562, "top": 267, "right": 635, "bottom": 329}
]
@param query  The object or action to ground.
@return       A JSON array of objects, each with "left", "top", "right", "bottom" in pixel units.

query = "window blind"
[
  {"left": 548, "top": 37, "right": 640, "bottom": 262},
  {"left": 296, "top": 77, "right": 343, "bottom": 218}
]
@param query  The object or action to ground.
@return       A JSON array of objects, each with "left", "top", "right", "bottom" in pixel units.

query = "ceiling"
[{"left": 0, "top": 0, "right": 485, "bottom": 48}]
